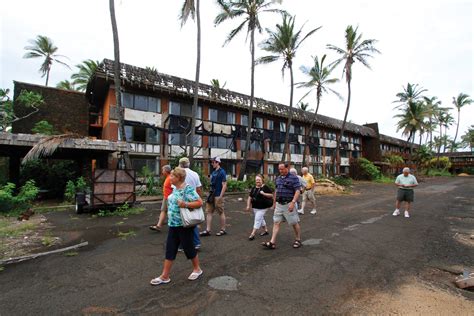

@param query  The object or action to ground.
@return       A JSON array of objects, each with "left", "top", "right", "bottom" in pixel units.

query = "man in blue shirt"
[
  {"left": 200, "top": 157, "right": 228, "bottom": 237},
  {"left": 262, "top": 163, "right": 302, "bottom": 249}
]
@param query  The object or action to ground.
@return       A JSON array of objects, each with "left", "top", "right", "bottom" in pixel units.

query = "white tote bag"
[{"left": 179, "top": 185, "right": 205, "bottom": 228}]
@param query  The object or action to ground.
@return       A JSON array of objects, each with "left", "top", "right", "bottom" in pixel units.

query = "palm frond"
[
  {"left": 179, "top": 0, "right": 196, "bottom": 27},
  {"left": 22, "top": 134, "right": 82, "bottom": 164}
]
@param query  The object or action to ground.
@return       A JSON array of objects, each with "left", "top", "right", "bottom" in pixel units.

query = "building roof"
[
  {"left": 379, "top": 134, "right": 415, "bottom": 147},
  {"left": 91, "top": 59, "right": 378, "bottom": 137}
]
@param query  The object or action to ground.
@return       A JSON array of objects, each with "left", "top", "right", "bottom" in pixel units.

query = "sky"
[{"left": 1, "top": 0, "right": 473, "bottom": 143}]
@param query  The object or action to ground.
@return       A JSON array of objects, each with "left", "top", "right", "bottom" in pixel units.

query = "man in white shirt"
[
  {"left": 393, "top": 167, "right": 418, "bottom": 218},
  {"left": 179, "top": 157, "right": 202, "bottom": 249}
]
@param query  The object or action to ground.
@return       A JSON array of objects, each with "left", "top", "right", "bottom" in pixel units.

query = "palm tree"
[
  {"left": 215, "top": 0, "right": 285, "bottom": 180},
  {"left": 210, "top": 79, "right": 227, "bottom": 89},
  {"left": 460, "top": 125, "right": 474, "bottom": 152},
  {"left": 452, "top": 93, "right": 473, "bottom": 151},
  {"left": 438, "top": 110, "right": 455, "bottom": 153},
  {"left": 71, "top": 59, "right": 100, "bottom": 91},
  {"left": 23, "top": 35, "right": 69, "bottom": 86},
  {"left": 297, "top": 54, "right": 340, "bottom": 167},
  {"left": 257, "top": 14, "right": 320, "bottom": 163},
  {"left": 423, "top": 96, "right": 442, "bottom": 149},
  {"left": 109, "top": 0, "right": 131, "bottom": 168},
  {"left": 56, "top": 80, "right": 78, "bottom": 91},
  {"left": 297, "top": 102, "right": 311, "bottom": 111},
  {"left": 394, "top": 100, "right": 428, "bottom": 155},
  {"left": 180, "top": 0, "right": 201, "bottom": 166},
  {"left": 327, "top": 25, "right": 380, "bottom": 175}
]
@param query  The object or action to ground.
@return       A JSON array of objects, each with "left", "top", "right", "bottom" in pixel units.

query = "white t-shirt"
[
  {"left": 395, "top": 174, "right": 418, "bottom": 189},
  {"left": 184, "top": 167, "right": 202, "bottom": 189}
]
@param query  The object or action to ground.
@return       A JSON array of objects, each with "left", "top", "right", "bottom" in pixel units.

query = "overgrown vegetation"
[
  {"left": 0, "top": 219, "right": 36, "bottom": 237},
  {"left": 97, "top": 202, "right": 145, "bottom": 217},
  {"left": 332, "top": 175, "right": 353, "bottom": 187},
  {"left": 64, "top": 177, "right": 88, "bottom": 202},
  {"left": 137, "top": 166, "right": 158, "bottom": 196},
  {"left": 0, "top": 180, "right": 39, "bottom": 214},
  {"left": 31, "top": 120, "right": 56, "bottom": 135},
  {"left": 357, "top": 157, "right": 382, "bottom": 180}
]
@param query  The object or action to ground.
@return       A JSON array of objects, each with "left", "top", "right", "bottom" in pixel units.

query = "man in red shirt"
[{"left": 149, "top": 165, "right": 172, "bottom": 231}]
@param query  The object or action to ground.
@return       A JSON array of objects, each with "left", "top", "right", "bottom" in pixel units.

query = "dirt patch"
[
  {"left": 454, "top": 233, "right": 474, "bottom": 247},
  {"left": 339, "top": 277, "right": 474, "bottom": 314},
  {"left": 0, "top": 215, "right": 59, "bottom": 260}
]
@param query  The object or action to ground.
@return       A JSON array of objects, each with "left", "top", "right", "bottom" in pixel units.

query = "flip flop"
[
  {"left": 261, "top": 241, "right": 276, "bottom": 249},
  {"left": 150, "top": 277, "right": 171, "bottom": 286},
  {"left": 149, "top": 225, "right": 160, "bottom": 231},
  {"left": 293, "top": 240, "right": 302, "bottom": 248},
  {"left": 199, "top": 230, "right": 211, "bottom": 236},
  {"left": 259, "top": 231, "right": 269, "bottom": 236},
  {"left": 216, "top": 230, "right": 227, "bottom": 236},
  {"left": 188, "top": 270, "right": 203, "bottom": 281}
]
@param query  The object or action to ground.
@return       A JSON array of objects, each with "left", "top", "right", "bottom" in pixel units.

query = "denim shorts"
[{"left": 273, "top": 202, "right": 299, "bottom": 225}]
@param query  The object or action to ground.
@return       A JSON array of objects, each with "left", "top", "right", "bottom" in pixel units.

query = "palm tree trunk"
[
  {"left": 302, "top": 91, "right": 321, "bottom": 172},
  {"left": 332, "top": 79, "right": 351, "bottom": 176},
  {"left": 281, "top": 63, "right": 295, "bottom": 164},
  {"left": 189, "top": 0, "right": 201, "bottom": 167},
  {"left": 452, "top": 108, "right": 460, "bottom": 152},
  {"left": 238, "top": 28, "right": 255, "bottom": 180},
  {"left": 45, "top": 68, "right": 50, "bottom": 87},
  {"left": 429, "top": 117, "right": 433, "bottom": 149},
  {"left": 109, "top": 0, "right": 131, "bottom": 169}
]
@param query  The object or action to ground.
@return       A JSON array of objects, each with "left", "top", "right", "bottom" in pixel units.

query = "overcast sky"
[{"left": 1, "top": 0, "right": 473, "bottom": 142}]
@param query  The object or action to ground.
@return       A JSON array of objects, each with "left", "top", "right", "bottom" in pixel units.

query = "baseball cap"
[
  {"left": 179, "top": 157, "right": 190, "bottom": 164},
  {"left": 212, "top": 157, "right": 221, "bottom": 163}
]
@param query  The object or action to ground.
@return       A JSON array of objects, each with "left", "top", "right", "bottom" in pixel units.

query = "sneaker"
[
  {"left": 195, "top": 244, "right": 201, "bottom": 250},
  {"left": 310, "top": 209, "right": 317, "bottom": 215},
  {"left": 297, "top": 209, "right": 304, "bottom": 215},
  {"left": 392, "top": 209, "right": 400, "bottom": 216},
  {"left": 404, "top": 211, "right": 410, "bottom": 218}
]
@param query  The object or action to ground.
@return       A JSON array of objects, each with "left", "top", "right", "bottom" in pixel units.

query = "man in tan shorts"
[
  {"left": 299, "top": 167, "right": 317, "bottom": 215},
  {"left": 200, "top": 157, "right": 228, "bottom": 237}
]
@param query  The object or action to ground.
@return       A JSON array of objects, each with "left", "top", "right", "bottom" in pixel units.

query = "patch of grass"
[
  {"left": 425, "top": 169, "right": 453, "bottom": 177},
  {"left": 64, "top": 251, "right": 78, "bottom": 257},
  {"left": 0, "top": 266, "right": 4, "bottom": 272},
  {"left": 33, "top": 205, "right": 71, "bottom": 214},
  {"left": 0, "top": 220, "right": 36, "bottom": 238},
  {"left": 117, "top": 230, "right": 136, "bottom": 240},
  {"left": 41, "top": 236, "right": 55, "bottom": 247},
  {"left": 97, "top": 203, "right": 145, "bottom": 218},
  {"left": 374, "top": 176, "right": 394, "bottom": 184},
  {"left": 115, "top": 221, "right": 125, "bottom": 225}
]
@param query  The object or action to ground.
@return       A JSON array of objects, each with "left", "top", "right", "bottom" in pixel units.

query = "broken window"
[
  {"left": 170, "top": 101, "right": 202, "bottom": 118},
  {"left": 209, "top": 136, "right": 232, "bottom": 149},
  {"left": 122, "top": 93, "right": 161, "bottom": 113},
  {"left": 241, "top": 114, "right": 248, "bottom": 127},
  {"left": 123, "top": 125, "right": 161, "bottom": 144}
]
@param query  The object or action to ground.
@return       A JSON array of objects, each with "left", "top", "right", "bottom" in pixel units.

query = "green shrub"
[
  {"left": 425, "top": 169, "right": 453, "bottom": 177},
  {"left": 193, "top": 167, "right": 210, "bottom": 191},
  {"left": 64, "top": 177, "right": 88, "bottom": 202},
  {"left": 0, "top": 180, "right": 39, "bottom": 214},
  {"left": 383, "top": 154, "right": 404, "bottom": 166},
  {"left": 357, "top": 157, "right": 381, "bottom": 180},
  {"left": 138, "top": 166, "right": 158, "bottom": 196},
  {"left": 374, "top": 175, "right": 395, "bottom": 183},
  {"left": 425, "top": 157, "right": 451, "bottom": 170},
  {"left": 332, "top": 175, "right": 353, "bottom": 187},
  {"left": 226, "top": 179, "right": 248, "bottom": 192},
  {"left": 31, "top": 120, "right": 56, "bottom": 135},
  {"left": 265, "top": 179, "right": 275, "bottom": 191}
]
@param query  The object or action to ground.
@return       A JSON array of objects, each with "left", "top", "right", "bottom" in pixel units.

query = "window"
[
  {"left": 353, "top": 137, "right": 360, "bottom": 144},
  {"left": 211, "top": 161, "right": 235, "bottom": 177},
  {"left": 267, "top": 163, "right": 275, "bottom": 175},
  {"left": 272, "top": 142, "right": 283, "bottom": 153},
  {"left": 327, "top": 132, "right": 336, "bottom": 140},
  {"left": 341, "top": 134, "right": 349, "bottom": 142},
  {"left": 290, "top": 144, "right": 302, "bottom": 154},
  {"left": 122, "top": 92, "right": 161, "bottom": 112},
  {"left": 267, "top": 120, "right": 274, "bottom": 130},
  {"left": 209, "top": 108, "right": 235, "bottom": 124},
  {"left": 311, "top": 129, "right": 321, "bottom": 137},
  {"left": 169, "top": 133, "right": 202, "bottom": 146},
  {"left": 290, "top": 124, "right": 303, "bottom": 135},
  {"left": 325, "top": 148, "right": 335, "bottom": 157},
  {"left": 241, "top": 114, "right": 248, "bottom": 126},
  {"left": 352, "top": 151, "right": 360, "bottom": 158},
  {"left": 171, "top": 101, "right": 202, "bottom": 118},
  {"left": 123, "top": 125, "right": 161, "bottom": 144},
  {"left": 132, "top": 158, "right": 158, "bottom": 175},
  {"left": 209, "top": 136, "right": 232, "bottom": 149},
  {"left": 250, "top": 140, "right": 262, "bottom": 151},
  {"left": 253, "top": 117, "right": 263, "bottom": 129},
  {"left": 279, "top": 122, "right": 286, "bottom": 132}
]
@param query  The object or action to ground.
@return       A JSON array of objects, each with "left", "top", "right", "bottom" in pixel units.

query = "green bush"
[
  {"left": 226, "top": 179, "right": 248, "bottom": 192},
  {"left": 138, "top": 166, "right": 158, "bottom": 196},
  {"left": 425, "top": 157, "right": 451, "bottom": 170},
  {"left": 193, "top": 167, "right": 210, "bottom": 191},
  {"left": 31, "top": 120, "right": 56, "bottom": 135},
  {"left": 357, "top": 157, "right": 381, "bottom": 180},
  {"left": 425, "top": 169, "right": 453, "bottom": 177},
  {"left": 0, "top": 180, "right": 39, "bottom": 214},
  {"left": 332, "top": 175, "right": 353, "bottom": 187},
  {"left": 64, "top": 177, "right": 88, "bottom": 202}
]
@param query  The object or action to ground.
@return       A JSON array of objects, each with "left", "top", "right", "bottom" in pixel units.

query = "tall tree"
[
  {"left": 215, "top": 0, "right": 285, "bottom": 180},
  {"left": 23, "top": 35, "right": 69, "bottom": 86},
  {"left": 297, "top": 101, "right": 311, "bottom": 111},
  {"left": 422, "top": 96, "right": 442, "bottom": 149},
  {"left": 180, "top": 0, "right": 201, "bottom": 166},
  {"left": 257, "top": 14, "right": 320, "bottom": 163},
  {"left": 452, "top": 93, "right": 472, "bottom": 151},
  {"left": 460, "top": 125, "right": 474, "bottom": 152},
  {"left": 327, "top": 26, "right": 379, "bottom": 175},
  {"left": 297, "top": 54, "right": 340, "bottom": 167},
  {"left": 109, "top": 0, "right": 131, "bottom": 168},
  {"left": 71, "top": 59, "right": 100, "bottom": 91}
]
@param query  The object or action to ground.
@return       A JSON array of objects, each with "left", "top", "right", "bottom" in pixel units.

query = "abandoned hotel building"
[{"left": 9, "top": 59, "right": 415, "bottom": 178}]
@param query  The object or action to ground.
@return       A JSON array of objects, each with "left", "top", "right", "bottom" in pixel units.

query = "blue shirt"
[
  {"left": 167, "top": 185, "right": 200, "bottom": 227},
  {"left": 211, "top": 167, "right": 227, "bottom": 196},
  {"left": 275, "top": 173, "right": 300, "bottom": 200}
]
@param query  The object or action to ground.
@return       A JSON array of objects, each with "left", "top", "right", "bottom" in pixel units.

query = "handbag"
[{"left": 179, "top": 186, "right": 205, "bottom": 228}]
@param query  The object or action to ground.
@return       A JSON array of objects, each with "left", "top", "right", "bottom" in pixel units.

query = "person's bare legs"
[
  {"left": 219, "top": 212, "right": 226, "bottom": 231},
  {"left": 156, "top": 209, "right": 166, "bottom": 228},
  {"left": 191, "top": 255, "right": 201, "bottom": 273},
  {"left": 159, "top": 259, "right": 173, "bottom": 281},
  {"left": 395, "top": 200, "right": 401, "bottom": 210},
  {"left": 405, "top": 202, "right": 411, "bottom": 212},
  {"left": 292, "top": 222, "right": 301, "bottom": 241},
  {"left": 270, "top": 221, "right": 281, "bottom": 244}
]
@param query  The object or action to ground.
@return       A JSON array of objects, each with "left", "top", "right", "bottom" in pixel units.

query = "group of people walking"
[{"left": 149, "top": 155, "right": 418, "bottom": 286}]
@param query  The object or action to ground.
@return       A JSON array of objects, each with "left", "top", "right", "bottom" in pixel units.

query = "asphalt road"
[{"left": 1, "top": 177, "right": 473, "bottom": 315}]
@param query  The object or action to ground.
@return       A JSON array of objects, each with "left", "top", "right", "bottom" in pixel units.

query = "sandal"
[
  {"left": 216, "top": 230, "right": 227, "bottom": 236},
  {"left": 259, "top": 231, "right": 269, "bottom": 236},
  {"left": 199, "top": 230, "right": 211, "bottom": 237},
  {"left": 188, "top": 269, "right": 203, "bottom": 281},
  {"left": 261, "top": 241, "right": 276, "bottom": 249},
  {"left": 150, "top": 277, "right": 171, "bottom": 286},
  {"left": 248, "top": 235, "right": 255, "bottom": 241},
  {"left": 293, "top": 240, "right": 302, "bottom": 249},
  {"left": 149, "top": 225, "right": 160, "bottom": 231}
]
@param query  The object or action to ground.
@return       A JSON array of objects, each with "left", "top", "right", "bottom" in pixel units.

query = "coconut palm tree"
[
  {"left": 257, "top": 14, "right": 320, "bottom": 163},
  {"left": 215, "top": 0, "right": 285, "bottom": 180},
  {"left": 297, "top": 54, "right": 340, "bottom": 166},
  {"left": 452, "top": 93, "right": 472, "bottom": 151},
  {"left": 71, "top": 59, "right": 100, "bottom": 91},
  {"left": 56, "top": 80, "right": 79, "bottom": 91},
  {"left": 394, "top": 100, "right": 428, "bottom": 155},
  {"left": 422, "top": 96, "right": 442, "bottom": 149},
  {"left": 109, "top": 0, "right": 131, "bottom": 168},
  {"left": 327, "top": 25, "right": 380, "bottom": 175},
  {"left": 210, "top": 79, "right": 227, "bottom": 89},
  {"left": 180, "top": 0, "right": 201, "bottom": 165},
  {"left": 23, "top": 35, "right": 69, "bottom": 86},
  {"left": 460, "top": 125, "right": 474, "bottom": 152},
  {"left": 297, "top": 102, "right": 311, "bottom": 111}
]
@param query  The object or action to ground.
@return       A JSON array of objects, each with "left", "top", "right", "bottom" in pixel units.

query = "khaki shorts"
[
  {"left": 273, "top": 202, "right": 299, "bottom": 225},
  {"left": 302, "top": 189, "right": 316, "bottom": 203},
  {"left": 206, "top": 196, "right": 225, "bottom": 214}
]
